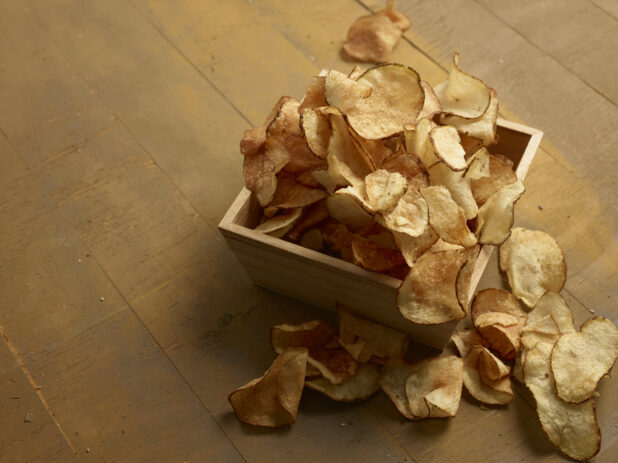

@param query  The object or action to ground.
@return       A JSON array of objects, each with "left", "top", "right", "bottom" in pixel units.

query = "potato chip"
[
  {"left": 435, "top": 53, "right": 491, "bottom": 120},
  {"left": 270, "top": 321, "right": 357, "bottom": 385},
  {"left": 397, "top": 247, "right": 477, "bottom": 324},
  {"left": 527, "top": 291, "right": 575, "bottom": 333},
  {"left": 382, "top": 188, "right": 429, "bottom": 237},
  {"left": 429, "top": 126, "right": 467, "bottom": 171},
  {"left": 365, "top": 169, "right": 407, "bottom": 212},
  {"left": 255, "top": 208, "right": 303, "bottom": 238},
  {"left": 417, "top": 81, "right": 442, "bottom": 122},
  {"left": 460, "top": 134, "right": 484, "bottom": 159},
  {"left": 325, "top": 70, "right": 372, "bottom": 112},
  {"left": 442, "top": 89, "right": 499, "bottom": 146},
  {"left": 405, "top": 355, "right": 463, "bottom": 419},
  {"left": 476, "top": 180, "right": 525, "bottom": 245},
  {"left": 380, "top": 0, "right": 411, "bottom": 30},
  {"left": 470, "top": 154, "right": 517, "bottom": 206},
  {"left": 464, "top": 148, "right": 491, "bottom": 181},
  {"left": 521, "top": 315, "right": 561, "bottom": 351},
  {"left": 451, "top": 329, "right": 487, "bottom": 358},
  {"left": 428, "top": 238, "right": 463, "bottom": 253},
  {"left": 300, "top": 108, "right": 330, "bottom": 159},
  {"left": 327, "top": 192, "right": 374, "bottom": 231},
  {"left": 381, "top": 153, "right": 429, "bottom": 190},
  {"left": 405, "top": 118, "right": 439, "bottom": 169},
  {"left": 337, "top": 306, "right": 410, "bottom": 362},
  {"left": 420, "top": 186, "right": 477, "bottom": 247},
  {"left": 305, "top": 363, "right": 381, "bottom": 402},
  {"left": 524, "top": 342, "right": 600, "bottom": 461},
  {"left": 380, "top": 358, "right": 416, "bottom": 419},
  {"left": 428, "top": 162, "right": 477, "bottom": 220},
  {"left": 351, "top": 235, "right": 406, "bottom": 272},
  {"left": 322, "top": 222, "right": 356, "bottom": 262},
  {"left": 350, "top": 133, "right": 395, "bottom": 168},
  {"left": 262, "top": 137, "right": 292, "bottom": 174},
  {"left": 286, "top": 200, "right": 329, "bottom": 242},
  {"left": 391, "top": 226, "right": 439, "bottom": 267},
  {"left": 243, "top": 151, "right": 278, "bottom": 207},
  {"left": 551, "top": 317, "right": 618, "bottom": 404},
  {"left": 499, "top": 228, "right": 567, "bottom": 308},
  {"left": 463, "top": 346, "right": 513, "bottom": 405},
  {"left": 229, "top": 347, "right": 308, "bottom": 427},
  {"left": 348, "top": 65, "right": 365, "bottom": 80},
  {"left": 343, "top": 64, "right": 425, "bottom": 139},
  {"left": 299, "top": 228, "right": 323, "bottom": 251},
  {"left": 281, "top": 138, "right": 326, "bottom": 174},
  {"left": 471, "top": 288, "right": 527, "bottom": 360},
  {"left": 366, "top": 223, "right": 397, "bottom": 249},
  {"left": 295, "top": 169, "right": 324, "bottom": 188},
  {"left": 455, "top": 245, "right": 480, "bottom": 312},
  {"left": 240, "top": 96, "right": 287, "bottom": 158},
  {"left": 270, "top": 176, "right": 327, "bottom": 209},
  {"left": 299, "top": 76, "right": 327, "bottom": 111}
]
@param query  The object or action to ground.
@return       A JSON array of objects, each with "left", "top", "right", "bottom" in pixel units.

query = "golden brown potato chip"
[
  {"left": 286, "top": 200, "right": 329, "bottom": 242},
  {"left": 270, "top": 321, "right": 358, "bottom": 385},
  {"left": 337, "top": 306, "right": 410, "bottom": 362},
  {"left": 366, "top": 223, "right": 398, "bottom": 250},
  {"left": 243, "top": 151, "right": 278, "bottom": 207},
  {"left": 451, "top": 329, "right": 487, "bottom": 358},
  {"left": 405, "top": 355, "right": 463, "bottom": 419},
  {"left": 470, "top": 154, "right": 517, "bottom": 206},
  {"left": 263, "top": 137, "right": 292, "bottom": 174},
  {"left": 229, "top": 347, "right": 308, "bottom": 427},
  {"left": 417, "top": 81, "right": 442, "bottom": 122},
  {"left": 442, "top": 89, "right": 499, "bottom": 146},
  {"left": 499, "top": 228, "right": 567, "bottom": 308},
  {"left": 381, "top": 188, "right": 429, "bottom": 238},
  {"left": 351, "top": 235, "right": 406, "bottom": 272},
  {"left": 391, "top": 226, "right": 439, "bottom": 267},
  {"left": 428, "top": 162, "right": 477, "bottom": 220},
  {"left": 350, "top": 132, "right": 395, "bottom": 168},
  {"left": 270, "top": 176, "right": 327, "bottom": 209},
  {"left": 524, "top": 342, "right": 600, "bottom": 461},
  {"left": 379, "top": 358, "right": 416, "bottom": 419},
  {"left": 420, "top": 186, "right": 477, "bottom": 247},
  {"left": 342, "top": 64, "right": 425, "bottom": 139},
  {"left": 305, "top": 363, "right": 381, "bottom": 402},
  {"left": 551, "top": 317, "right": 618, "bottom": 404},
  {"left": 327, "top": 192, "right": 374, "bottom": 231},
  {"left": 463, "top": 346, "right": 513, "bottom": 405},
  {"left": 476, "top": 180, "right": 525, "bottom": 245},
  {"left": 380, "top": 0, "right": 411, "bottom": 30},
  {"left": 295, "top": 169, "right": 324, "bottom": 188},
  {"left": 299, "top": 76, "right": 327, "bottom": 111},
  {"left": 365, "top": 169, "right": 407, "bottom": 212},
  {"left": 322, "top": 222, "right": 356, "bottom": 262},
  {"left": 240, "top": 96, "right": 288, "bottom": 158},
  {"left": 429, "top": 126, "right": 467, "bottom": 171},
  {"left": 471, "top": 288, "right": 527, "bottom": 360},
  {"left": 255, "top": 208, "right": 303, "bottom": 238},
  {"left": 455, "top": 245, "right": 480, "bottom": 312},
  {"left": 460, "top": 134, "right": 485, "bottom": 159},
  {"left": 464, "top": 147, "right": 491, "bottom": 181},
  {"left": 428, "top": 238, "right": 463, "bottom": 253},
  {"left": 301, "top": 108, "right": 331, "bottom": 159},
  {"left": 397, "top": 247, "right": 477, "bottom": 324},
  {"left": 381, "top": 153, "right": 428, "bottom": 190},
  {"left": 405, "top": 118, "right": 439, "bottom": 169},
  {"left": 325, "top": 71, "right": 372, "bottom": 111},
  {"left": 299, "top": 228, "right": 323, "bottom": 251}
]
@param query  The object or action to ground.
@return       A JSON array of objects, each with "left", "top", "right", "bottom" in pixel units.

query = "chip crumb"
[
  {"left": 24, "top": 413, "right": 32, "bottom": 422},
  {"left": 86, "top": 448, "right": 90, "bottom": 454},
  {"left": 479, "top": 404, "right": 488, "bottom": 410},
  {"left": 77, "top": 258, "right": 82, "bottom": 263},
  {"left": 34, "top": 385, "right": 42, "bottom": 391},
  {"left": 99, "top": 297, "right": 105, "bottom": 302},
  {"left": 537, "top": 205, "right": 543, "bottom": 211}
]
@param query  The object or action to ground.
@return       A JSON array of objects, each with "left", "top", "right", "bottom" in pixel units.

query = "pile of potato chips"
[{"left": 236, "top": 54, "right": 618, "bottom": 460}]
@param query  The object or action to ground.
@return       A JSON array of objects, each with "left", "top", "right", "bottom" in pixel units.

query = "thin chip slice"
[
  {"left": 337, "top": 306, "right": 410, "bottom": 362},
  {"left": 455, "top": 245, "right": 480, "bottom": 312},
  {"left": 286, "top": 200, "right": 329, "bottom": 242},
  {"left": 381, "top": 153, "right": 428, "bottom": 190},
  {"left": 301, "top": 108, "right": 331, "bottom": 159},
  {"left": 442, "top": 89, "right": 499, "bottom": 146},
  {"left": 342, "top": 13, "right": 403, "bottom": 64},
  {"left": 380, "top": 359, "right": 416, "bottom": 419},
  {"left": 405, "top": 355, "right": 463, "bottom": 419},
  {"left": 270, "top": 176, "right": 328, "bottom": 208},
  {"left": 477, "top": 347, "right": 510, "bottom": 383},
  {"left": 351, "top": 235, "right": 406, "bottom": 272},
  {"left": 299, "top": 76, "right": 326, "bottom": 111},
  {"left": 382, "top": 188, "right": 429, "bottom": 237},
  {"left": 524, "top": 342, "right": 600, "bottom": 461},
  {"left": 521, "top": 315, "right": 561, "bottom": 351},
  {"left": 243, "top": 151, "right": 277, "bottom": 207},
  {"left": 428, "top": 162, "right": 477, "bottom": 220},
  {"left": 229, "top": 347, "right": 308, "bottom": 427},
  {"left": 327, "top": 192, "right": 374, "bottom": 231},
  {"left": 405, "top": 118, "right": 438, "bottom": 169},
  {"left": 305, "top": 363, "right": 381, "bottom": 402},
  {"left": 417, "top": 81, "right": 442, "bottom": 122},
  {"left": 476, "top": 180, "right": 525, "bottom": 245},
  {"left": 464, "top": 147, "right": 491, "bottom": 181},
  {"left": 451, "top": 329, "right": 487, "bottom": 357},
  {"left": 463, "top": 346, "right": 513, "bottom": 405},
  {"left": 527, "top": 291, "right": 575, "bottom": 333},
  {"left": 255, "top": 208, "right": 303, "bottom": 238},
  {"left": 420, "top": 186, "right": 477, "bottom": 247},
  {"left": 429, "top": 126, "right": 467, "bottom": 171},
  {"left": 470, "top": 154, "right": 518, "bottom": 206},
  {"left": 391, "top": 226, "right": 439, "bottom": 267},
  {"left": 499, "top": 228, "right": 567, "bottom": 308},
  {"left": 551, "top": 317, "right": 618, "bottom": 404},
  {"left": 365, "top": 169, "right": 407, "bottom": 212},
  {"left": 397, "top": 247, "right": 476, "bottom": 324}
]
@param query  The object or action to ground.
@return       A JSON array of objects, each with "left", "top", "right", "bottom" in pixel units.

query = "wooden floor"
[{"left": 1, "top": 0, "right": 617, "bottom": 461}]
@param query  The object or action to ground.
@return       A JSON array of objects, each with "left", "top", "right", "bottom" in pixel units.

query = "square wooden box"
[{"left": 219, "top": 119, "right": 542, "bottom": 349}]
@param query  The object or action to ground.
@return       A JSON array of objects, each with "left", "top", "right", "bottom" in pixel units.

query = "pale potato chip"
[
  {"left": 337, "top": 306, "right": 410, "bottom": 362},
  {"left": 428, "top": 238, "right": 463, "bottom": 253},
  {"left": 463, "top": 346, "right": 513, "bottom": 405},
  {"left": 397, "top": 247, "right": 476, "bottom": 324},
  {"left": 299, "top": 76, "right": 326, "bottom": 111},
  {"left": 499, "top": 228, "right": 567, "bottom": 308},
  {"left": 551, "top": 317, "right": 618, "bottom": 404},
  {"left": 382, "top": 188, "right": 429, "bottom": 237},
  {"left": 270, "top": 176, "right": 328, "bottom": 208},
  {"left": 455, "top": 245, "right": 480, "bottom": 312},
  {"left": 391, "top": 226, "right": 439, "bottom": 267},
  {"left": 428, "top": 162, "right": 477, "bottom": 220},
  {"left": 477, "top": 347, "right": 510, "bottom": 383},
  {"left": 348, "top": 65, "right": 365, "bottom": 80},
  {"left": 420, "top": 186, "right": 477, "bottom": 247},
  {"left": 476, "top": 180, "right": 525, "bottom": 245},
  {"left": 435, "top": 53, "right": 491, "bottom": 120},
  {"left": 286, "top": 200, "right": 329, "bottom": 242},
  {"left": 351, "top": 235, "right": 406, "bottom": 272},
  {"left": 524, "top": 342, "right": 600, "bottom": 461},
  {"left": 451, "top": 329, "right": 487, "bottom": 357},
  {"left": 299, "top": 228, "right": 323, "bottom": 251},
  {"left": 379, "top": 358, "right": 416, "bottom": 419},
  {"left": 365, "top": 169, "right": 407, "bottom": 212},
  {"left": 442, "top": 89, "right": 499, "bottom": 146},
  {"left": 380, "top": 0, "right": 411, "bottom": 31},
  {"left": 429, "top": 126, "right": 467, "bottom": 171},
  {"left": 255, "top": 208, "right": 303, "bottom": 238},
  {"left": 405, "top": 118, "right": 439, "bottom": 169},
  {"left": 464, "top": 147, "right": 491, "bottom": 181},
  {"left": 325, "top": 70, "right": 372, "bottom": 111},
  {"left": 405, "top": 355, "right": 463, "bottom": 419},
  {"left": 470, "top": 154, "right": 517, "bottom": 206},
  {"left": 527, "top": 291, "right": 575, "bottom": 333},
  {"left": 327, "top": 192, "right": 374, "bottom": 231},
  {"left": 350, "top": 132, "right": 395, "bottom": 168},
  {"left": 305, "top": 363, "right": 381, "bottom": 401},
  {"left": 417, "top": 81, "right": 442, "bottom": 122},
  {"left": 521, "top": 315, "right": 561, "bottom": 351},
  {"left": 381, "top": 153, "right": 428, "bottom": 190},
  {"left": 301, "top": 108, "right": 331, "bottom": 159},
  {"left": 229, "top": 347, "right": 308, "bottom": 427},
  {"left": 344, "top": 64, "right": 425, "bottom": 139}
]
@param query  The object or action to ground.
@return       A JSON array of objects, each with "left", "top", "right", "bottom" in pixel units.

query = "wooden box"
[{"left": 219, "top": 119, "right": 542, "bottom": 349}]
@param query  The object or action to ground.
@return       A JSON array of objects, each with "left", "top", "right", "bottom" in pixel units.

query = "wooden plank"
[
  {"left": 590, "top": 0, "right": 618, "bottom": 19},
  {"left": 477, "top": 0, "right": 618, "bottom": 104}
]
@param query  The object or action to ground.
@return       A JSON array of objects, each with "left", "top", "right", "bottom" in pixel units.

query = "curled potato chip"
[
  {"left": 381, "top": 153, "right": 428, "bottom": 190},
  {"left": 299, "top": 76, "right": 326, "bottom": 111},
  {"left": 442, "top": 89, "right": 499, "bottom": 146},
  {"left": 229, "top": 347, "right": 308, "bottom": 427},
  {"left": 270, "top": 176, "right": 327, "bottom": 208},
  {"left": 472, "top": 288, "right": 527, "bottom": 360},
  {"left": 352, "top": 134, "right": 395, "bottom": 168},
  {"left": 301, "top": 108, "right": 331, "bottom": 159},
  {"left": 380, "top": 359, "right": 416, "bottom": 419},
  {"left": 391, "top": 226, "right": 439, "bottom": 267},
  {"left": 343, "top": 64, "right": 425, "bottom": 139},
  {"left": 405, "top": 355, "right": 463, "bottom": 419},
  {"left": 420, "top": 186, "right": 477, "bottom": 247},
  {"left": 428, "top": 162, "right": 477, "bottom": 220},
  {"left": 397, "top": 247, "right": 477, "bottom": 324},
  {"left": 463, "top": 346, "right": 513, "bottom": 405},
  {"left": 417, "top": 81, "right": 442, "bottom": 122},
  {"left": 365, "top": 169, "right": 407, "bottom": 212},
  {"left": 382, "top": 188, "right": 429, "bottom": 237},
  {"left": 305, "top": 363, "right": 381, "bottom": 402},
  {"left": 551, "top": 317, "right": 618, "bottom": 404},
  {"left": 428, "top": 238, "right": 463, "bottom": 253},
  {"left": 464, "top": 148, "right": 491, "bottom": 181},
  {"left": 286, "top": 200, "right": 329, "bottom": 242},
  {"left": 470, "top": 154, "right": 518, "bottom": 206},
  {"left": 243, "top": 152, "right": 278, "bottom": 207},
  {"left": 337, "top": 306, "right": 410, "bottom": 362},
  {"left": 524, "top": 342, "right": 600, "bottom": 461},
  {"left": 405, "top": 118, "right": 439, "bottom": 169},
  {"left": 429, "top": 126, "right": 467, "bottom": 171},
  {"left": 327, "top": 192, "right": 374, "bottom": 231},
  {"left": 366, "top": 223, "right": 398, "bottom": 250},
  {"left": 476, "top": 180, "right": 525, "bottom": 245},
  {"left": 451, "top": 329, "right": 487, "bottom": 358},
  {"left": 255, "top": 208, "right": 303, "bottom": 238},
  {"left": 351, "top": 235, "right": 406, "bottom": 272},
  {"left": 455, "top": 245, "right": 480, "bottom": 312},
  {"left": 270, "top": 321, "right": 357, "bottom": 385},
  {"left": 435, "top": 53, "right": 491, "bottom": 120},
  {"left": 499, "top": 228, "right": 567, "bottom": 308}
]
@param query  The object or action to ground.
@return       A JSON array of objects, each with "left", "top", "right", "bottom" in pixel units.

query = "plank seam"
[{"left": 587, "top": 0, "right": 618, "bottom": 21}]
